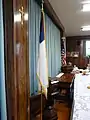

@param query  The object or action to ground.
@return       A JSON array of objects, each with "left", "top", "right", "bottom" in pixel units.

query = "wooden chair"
[
  {"left": 48, "top": 77, "right": 73, "bottom": 107},
  {"left": 30, "top": 93, "right": 58, "bottom": 120},
  {"left": 47, "top": 77, "right": 59, "bottom": 106},
  {"left": 30, "top": 94, "right": 46, "bottom": 120}
]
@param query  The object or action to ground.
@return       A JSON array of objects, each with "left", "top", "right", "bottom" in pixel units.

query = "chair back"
[{"left": 30, "top": 94, "right": 46, "bottom": 116}]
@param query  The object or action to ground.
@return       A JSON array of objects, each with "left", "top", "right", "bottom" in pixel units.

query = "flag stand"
[
  {"left": 38, "top": 0, "right": 58, "bottom": 119},
  {"left": 40, "top": 85, "right": 43, "bottom": 120}
]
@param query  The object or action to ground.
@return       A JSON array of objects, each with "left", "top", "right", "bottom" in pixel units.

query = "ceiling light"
[
  {"left": 81, "top": 0, "right": 90, "bottom": 4},
  {"left": 14, "top": 13, "right": 28, "bottom": 22},
  {"left": 81, "top": 25, "right": 90, "bottom": 31},
  {"left": 81, "top": 4, "right": 90, "bottom": 12}
]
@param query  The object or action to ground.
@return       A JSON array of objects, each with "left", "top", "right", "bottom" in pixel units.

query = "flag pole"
[
  {"left": 40, "top": 1, "right": 44, "bottom": 120},
  {"left": 41, "top": 85, "right": 43, "bottom": 120}
]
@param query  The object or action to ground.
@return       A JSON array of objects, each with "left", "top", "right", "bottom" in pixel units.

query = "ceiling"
[{"left": 49, "top": 0, "right": 90, "bottom": 36}]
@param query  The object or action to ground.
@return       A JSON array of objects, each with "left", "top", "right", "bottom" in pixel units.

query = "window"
[{"left": 86, "top": 41, "right": 90, "bottom": 56}]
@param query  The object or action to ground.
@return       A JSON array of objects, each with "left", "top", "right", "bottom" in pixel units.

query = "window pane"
[{"left": 86, "top": 41, "right": 90, "bottom": 56}]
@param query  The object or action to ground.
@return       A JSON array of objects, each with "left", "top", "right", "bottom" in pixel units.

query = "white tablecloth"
[{"left": 72, "top": 73, "right": 90, "bottom": 120}]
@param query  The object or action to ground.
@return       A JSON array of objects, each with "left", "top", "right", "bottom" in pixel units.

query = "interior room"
[{"left": 1, "top": 0, "right": 90, "bottom": 120}]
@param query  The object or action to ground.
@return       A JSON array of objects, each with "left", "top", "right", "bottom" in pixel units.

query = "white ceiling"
[{"left": 49, "top": 0, "right": 90, "bottom": 36}]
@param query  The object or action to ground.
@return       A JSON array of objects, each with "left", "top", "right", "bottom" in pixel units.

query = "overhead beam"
[{"left": 36, "top": 0, "right": 65, "bottom": 31}]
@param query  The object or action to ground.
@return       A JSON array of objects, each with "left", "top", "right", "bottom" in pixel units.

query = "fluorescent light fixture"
[
  {"left": 81, "top": 25, "right": 90, "bottom": 31},
  {"left": 81, "top": 0, "right": 90, "bottom": 4},
  {"left": 81, "top": 3, "right": 90, "bottom": 12},
  {"left": 14, "top": 13, "right": 28, "bottom": 22}
]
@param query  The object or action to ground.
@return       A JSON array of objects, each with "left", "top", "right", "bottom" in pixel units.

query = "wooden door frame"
[{"left": 3, "top": 0, "right": 30, "bottom": 120}]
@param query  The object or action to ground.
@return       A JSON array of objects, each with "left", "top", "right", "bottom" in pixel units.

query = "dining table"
[{"left": 72, "top": 73, "right": 90, "bottom": 120}]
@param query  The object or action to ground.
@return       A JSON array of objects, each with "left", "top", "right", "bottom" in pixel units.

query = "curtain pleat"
[
  {"left": 29, "top": 0, "right": 61, "bottom": 95},
  {"left": 0, "top": 0, "right": 7, "bottom": 119}
]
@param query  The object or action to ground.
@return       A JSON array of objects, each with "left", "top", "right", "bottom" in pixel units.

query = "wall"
[
  {"left": 0, "top": 0, "right": 7, "bottom": 119},
  {"left": 66, "top": 36, "right": 90, "bottom": 68}
]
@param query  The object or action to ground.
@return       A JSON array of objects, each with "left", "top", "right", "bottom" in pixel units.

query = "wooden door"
[{"left": 3, "top": 0, "right": 30, "bottom": 120}]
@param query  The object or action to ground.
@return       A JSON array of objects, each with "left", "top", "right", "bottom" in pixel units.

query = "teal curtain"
[
  {"left": 0, "top": 0, "right": 7, "bottom": 120},
  {"left": 29, "top": 0, "right": 61, "bottom": 95},
  {"left": 45, "top": 16, "right": 61, "bottom": 77}
]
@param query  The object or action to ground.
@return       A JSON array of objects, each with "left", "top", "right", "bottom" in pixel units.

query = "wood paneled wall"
[
  {"left": 66, "top": 35, "right": 90, "bottom": 55},
  {"left": 3, "top": 0, "right": 30, "bottom": 120},
  {"left": 13, "top": 0, "right": 30, "bottom": 120},
  {"left": 66, "top": 36, "right": 90, "bottom": 68}
]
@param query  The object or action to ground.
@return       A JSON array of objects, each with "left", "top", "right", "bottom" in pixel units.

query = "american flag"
[{"left": 61, "top": 39, "right": 66, "bottom": 66}]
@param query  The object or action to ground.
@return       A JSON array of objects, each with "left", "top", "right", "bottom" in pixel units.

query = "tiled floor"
[{"left": 54, "top": 102, "right": 71, "bottom": 120}]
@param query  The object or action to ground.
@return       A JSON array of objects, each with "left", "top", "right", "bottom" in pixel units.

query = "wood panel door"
[{"left": 3, "top": 0, "right": 30, "bottom": 120}]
